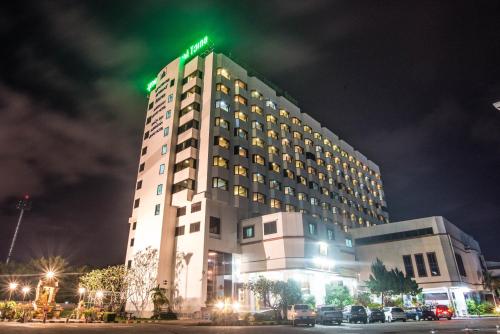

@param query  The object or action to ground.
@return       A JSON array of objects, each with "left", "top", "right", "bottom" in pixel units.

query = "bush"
[
  {"left": 367, "top": 302, "right": 382, "bottom": 310},
  {"left": 103, "top": 312, "right": 116, "bottom": 322},
  {"left": 467, "top": 300, "right": 494, "bottom": 315},
  {"left": 253, "top": 311, "right": 275, "bottom": 321}
]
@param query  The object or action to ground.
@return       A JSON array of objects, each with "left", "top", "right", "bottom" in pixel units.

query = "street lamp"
[
  {"left": 22, "top": 286, "right": 30, "bottom": 301},
  {"left": 8, "top": 282, "right": 18, "bottom": 301},
  {"left": 46, "top": 270, "right": 55, "bottom": 280}
]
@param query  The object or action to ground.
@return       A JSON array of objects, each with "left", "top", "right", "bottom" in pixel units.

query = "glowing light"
[
  {"left": 22, "top": 286, "right": 30, "bottom": 294},
  {"left": 215, "top": 301, "right": 224, "bottom": 310},
  {"left": 180, "top": 36, "right": 211, "bottom": 62},
  {"left": 78, "top": 287, "right": 86, "bottom": 295},
  {"left": 313, "top": 257, "right": 335, "bottom": 268},
  {"left": 9, "top": 282, "right": 18, "bottom": 291},
  {"left": 146, "top": 78, "right": 157, "bottom": 92},
  {"left": 46, "top": 271, "right": 55, "bottom": 279},
  {"left": 96, "top": 291, "right": 104, "bottom": 299},
  {"left": 494, "top": 101, "right": 500, "bottom": 111},
  {"left": 233, "top": 302, "right": 240, "bottom": 311}
]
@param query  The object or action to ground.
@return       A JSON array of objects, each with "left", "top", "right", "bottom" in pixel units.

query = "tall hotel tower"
[{"left": 125, "top": 36, "right": 389, "bottom": 313}]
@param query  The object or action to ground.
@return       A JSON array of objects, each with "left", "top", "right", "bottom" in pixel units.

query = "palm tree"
[{"left": 482, "top": 270, "right": 498, "bottom": 308}]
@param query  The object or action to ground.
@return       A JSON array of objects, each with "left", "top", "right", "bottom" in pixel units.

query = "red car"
[{"left": 434, "top": 305, "right": 453, "bottom": 320}]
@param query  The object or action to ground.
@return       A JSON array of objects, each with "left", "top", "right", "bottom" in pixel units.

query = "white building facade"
[
  {"left": 351, "top": 216, "right": 486, "bottom": 316},
  {"left": 124, "top": 37, "right": 389, "bottom": 314}
]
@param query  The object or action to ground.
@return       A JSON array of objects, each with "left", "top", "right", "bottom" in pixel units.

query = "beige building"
[
  {"left": 124, "top": 37, "right": 388, "bottom": 313},
  {"left": 351, "top": 216, "right": 486, "bottom": 316}
]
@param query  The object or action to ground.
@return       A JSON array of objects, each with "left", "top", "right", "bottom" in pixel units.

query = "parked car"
[
  {"left": 316, "top": 305, "right": 342, "bottom": 325},
  {"left": 421, "top": 307, "right": 439, "bottom": 321},
  {"left": 383, "top": 307, "right": 407, "bottom": 322},
  {"left": 342, "top": 305, "right": 368, "bottom": 324},
  {"left": 434, "top": 305, "right": 453, "bottom": 320},
  {"left": 405, "top": 307, "right": 424, "bottom": 321},
  {"left": 287, "top": 304, "right": 316, "bottom": 327},
  {"left": 367, "top": 308, "right": 385, "bottom": 323}
]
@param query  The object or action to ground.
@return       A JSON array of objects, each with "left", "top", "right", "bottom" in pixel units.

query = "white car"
[
  {"left": 287, "top": 304, "right": 316, "bottom": 327},
  {"left": 383, "top": 307, "right": 407, "bottom": 322}
]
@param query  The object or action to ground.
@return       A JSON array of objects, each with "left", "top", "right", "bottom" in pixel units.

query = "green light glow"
[
  {"left": 180, "top": 35, "right": 210, "bottom": 62},
  {"left": 146, "top": 78, "right": 157, "bottom": 92}
]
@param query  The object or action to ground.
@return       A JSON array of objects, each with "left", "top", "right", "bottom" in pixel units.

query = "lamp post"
[
  {"left": 22, "top": 286, "right": 30, "bottom": 301},
  {"left": 8, "top": 282, "right": 18, "bottom": 301},
  {"left": 6, "top": 195, "right": 32, "bottom": 264}
]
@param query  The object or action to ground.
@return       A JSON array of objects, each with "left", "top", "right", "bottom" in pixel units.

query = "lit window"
[
  {"left": 161, "top": 144, "right": 168, "bottom": 155},
  {"left": 314, "top": 132, "right": 322, "bottom": 140},
  {"left": 291, "top": 117, "right": 301, "bottom": 125},
  {"left": 310, "top": 197, "right": 319, "bottom": 206},
  {"left": 163, "top": 127, "right": 169, "bottom": 137},
  {"left": 304, "top": 138, "right": 313, "bottom": 146},
  {"left": 216, "top": 83, "right": 230, "bottom": 94},
  {"left": 234, "top": 128, "right": 248, "bottom": 140},
  {"left": 268, "top": 146, "right": 279, "bottom": 155},
  {"left": 308, "top": 223, "right": 317, "bottom": 235},
  {"left": 327, "top": 229, "right": 335, "bottom": 240},
  {"left": 215, "top": 117, "right": 230, "bottom": 130},
  {"left": 242, "top": 225, "right": 255, "bottom": 239},
  {"left": 167, "top": 94, "right": 173, "bottom": 103},
  {"left": 252, "top": 154, "right": 265, "bottom": 165},
  {"left": 319, "top": 242, "right": 328, "bottom": 256},
  {"left": 269, "top": 162, "right": 280, "bottom": 173},
  {"left": 234, "top": 165, "right": 248, "bottom": 176},
  {"left": 297, "top": 176, "right": 307, "bottom": 185},
  {"left": 212, "top": 177, "right": 228, "bottom": 190},
  {"left": 283, "top": 169, "right": 294, "bottom": 179},
  {"left": 295, "top": 160, "right": 304, "bottom": 169},
  {"left": 303, "top": 125, "right": 312, "bottom": 133},
  {"left": 253, "top": 192, "right": 266, "bottom": 203},
  {"left": 265, "top": 100, "right": 277, "bottom": 110},
  {"left": 251, "top": 105, "right": 263, "bottom": 115},
  {"left": 234, "top": 95, "right": 247, "bottom": 106},
  {"left": 284, "top": 186, "right": 295, "bottom": 196},
  {"left": 234, "top": 111, "right": 248, "bottom": 122},
  {"left": 252, "top": 137, "right": 265, "bottom": 148},
  {"left": 282, "top": 153, "right": 292, "bottom": 163},
  {"left": 307, "top": 166, "right": 317, "bottom": 175},
  {"left": 157, "top": 184, "right": 163, "bottom": 195},
  {"left": 159, "top": 164, "right": 165, "bottom": 174},
  {"left": 216, "top": 67, "right": 230, "bottom": 79},
  {"left": 266, "top": 115, "right": 277, "bottom": 124},
  {"left": 280, "top": 123, "right": 290, "bottom": 133},
  {"left": 215, "top": 100, "right": 230, "bottom": 112},
  {"left": 279, "top": 109, "right": 289, "bottom": 118},
  {"left": 281, "top": 138, "right": 290, "bottom": 147},
  {"left": 235, "top": 79, "right": 247, "bottom": 90},
  {"left": 251, "top": 90, "right": 263, "bottom": 100},
  {"left": 233, "top": 185, "right": 248, "bottom": 197},
  {"left": 267, "top": 130, "right": 278, "bottom": 140},
  {"left": 252, "top": 173, "right": 265, "bottom": 184},
  {"left": 345, "top": 238, "right": 353, "bottom": 247},
  {"left": 293, "top": 131, "right": 302, "bottom": 140},
  {"left": 234, "top": 145, "right": 248, "bottom": 157},
  {"left": 213, "top": 156, "right": 229, "bottom": 169},
  {"left": 270, "top": 198, "right": 281, "bottom": 209},
  {"left": 285, "top": 204, "right": 295, "bottom": 212},
  {"left": 214, "top": 136, "right": 230, "bottom": 149},
  {"left": 269, "top": 179, "right": 281, "bottom": 190},
  {"left": 252, "top": 121, "right": 263, "bottom": 131},
  {"left": 294, "top": 146, "right": 304, "bottom": 154}
]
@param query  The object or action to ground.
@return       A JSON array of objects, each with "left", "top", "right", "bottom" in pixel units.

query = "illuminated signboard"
[
  {"left": 180, "top": 35, "right": 211, "bottom": 62},
  {"left": 146, "top": 78, "right": 157, "bottom": 92}
]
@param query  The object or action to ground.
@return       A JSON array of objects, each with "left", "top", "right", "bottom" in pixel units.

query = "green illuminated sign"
[
  {"left": 180, "top": 35, "right": 210, "bottom": 62},
  {"left": 146, "top": 78, "right": 157, "bottom": 92}
]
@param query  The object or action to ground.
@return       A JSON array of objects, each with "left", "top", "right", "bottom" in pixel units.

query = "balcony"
[
  {"left": 182, "top": 76, "right": 203, "bottom": 93},
  {"left": 180, "top": 92, "right": 202, "bottom": 110}
]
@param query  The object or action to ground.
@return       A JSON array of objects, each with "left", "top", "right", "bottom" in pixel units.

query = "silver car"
[
  {"left": 316, "top": 305, "right": 342, "bottom": 325},
  {"left": 383, "top": 307, "right": 407, "bottom": 322}
]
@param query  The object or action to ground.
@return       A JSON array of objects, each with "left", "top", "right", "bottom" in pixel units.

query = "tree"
[
  {"left": 303, "top": 295, "right": 316, "bottom": 309},
  {"left": 79, "top": 265, "right": 127, "bottom": 312},
  {"left": 355, "top": 291, "right": 372, "bottom": 307},
  {"left": 366, "top": 258, "right": 393, "bottom": 306},
  {"left": 150, "top": 285, "right": 169, "bottom": 318},
  {"left": 125, "top": 247, "right": 159, "bottom": 317},
  {"left": 244, "top": 276, "right": 273, "bottom": 308},
  {"left": 275, "top": 279, "right": 302, "bottom": 319},
  {"left": 482, "top": 269, "right": 498, "bottom": 308},
  {"left": 325, "top": 284, "right": 352, "bottom": 308}
]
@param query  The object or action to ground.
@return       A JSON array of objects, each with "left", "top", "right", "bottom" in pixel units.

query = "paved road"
[{"left": 1, "top": 318, "right": 499, "bottom": 333}]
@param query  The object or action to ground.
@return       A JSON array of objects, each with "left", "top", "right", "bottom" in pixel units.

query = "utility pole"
[{"left": 5, "top": 195, "right": 31, "bottom": 264}]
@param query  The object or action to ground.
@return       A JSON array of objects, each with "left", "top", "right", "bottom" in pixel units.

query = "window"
[
  {"left": 303, "top": 125, "right": 312, "bottom": 133},
  {"left": 134, "top": 198, "right": 140, "bottom": 208},
  {"left": 172, "top": 179, "right": 196, "bottom": 193},
  {"left": 308, "top": 223, "right": 317, "bottom": 235},
  {"left": 285, "top": 204, "right": 296, "bottom": 212},
  {"left": 130, "top": 238, "right": 134, "bottom": 247},
  {"left": 252, "top": 173, "right": 265, "bottom": 184},
  {"left": 234, "top": 127, "right": 248, "bottom": 139},
  {"left": 190, "top": 222, "right": 200, "bottom": 233},
  {"left": 415, "top": 254, "right": 428, "bottom": 277},
  {"left": 295, "top": 160, "right": 304, "bottom": 169},
  {"left": 327, "top": 228, "right": 335, "bottom": 240},
  {"left": 234, "top": 145, "right": 248, "bottom": 157},
  {"left": 214, "top": 136, "right": 230, "bottom": 149},
  {"left": 252, "top": 137, "right": 265, "bottom": 147},
  {"left": 251, "top": 90, "right": 263, "bottom": 100},
  {"left": 209, "top": 217, "right": 220, "bottom": 234},
  {"left": 174, "top": 158, "right": 196, "bottom": 172},
  {"left": 176, "top": 138, "right": 198, "bottom": 152},
  {"left": 426, "top": 252, "right": 440, "bottom": 276},
  {"left": 293, "top": 131, "right": 302, "bottom": 140},
  {"left": 213, "top": 156, "right": 229, "bottom": 169},
  {"left": 161, "top": 144, "right": 168, "bottom": 155},
  {"left": 215, "top": 100, "right": 230, "bottom": 112},
  {"left": 154, "top": 204, "right": 161, "bottom": 215},
  {"left": 264, "top": 221, "right": 277, "bottom": 235},
  {"left": 282, "top": 153, "right": 293, "bottom": 163},
  {"left": 266, "top": 115, "right": 277, "bottom": 124},
  {"left": 253, "top": 192, "right": 266, "bottom": 203},
  {"left": 297, "top": 192, "right": 308, "bottom": 201},
  {"left": 280, "top": 123, "right": 290, "bottom": 133},
  {"left": 403, "top": 255, "right": 415, "bottom": 278},
  {"left": 234, "top": 95, "right": 247, "bottom": 105},
  {"left": 159, "top": 164, "right": 165, "bottom": 174},
  {"left": 156, "top": 184, "right": 163, "bottom": 195},
  {"left": 234, "top": 111, "right": 248, "bottom": 122},
  {"left": 265, "top": 100, "right": 277, "bottom": 110},
  {"left": 167, "top": 94, "right": 173, "bottom": 102},
  {"left": 268, "top": 146, "right": 279, "bottom": 155},
  {"left": 141, "top": 147, "right": 147, "bottom": 156},
  {"left": 163, "top": 127, "right": 169, "bottom": 137},
  {"left": 235, "top": 79, "right": 247, "bottom": 90},
  {"left": 215, "top": 117, "right": 230, "bottom": 130},
  {"left": 233, "top": 185, "right": 248, "bottom": 197},
  {"left": 305, "top": 138, "right": 313, "bottom": 146},
  {"left": 127, "top": 260, "right": 132, "bottom": 269},
  {"left": 212, "top": 177, "right": 228, "bottom": 190},
  {"left": 267, "top": 130, "right": 278, "bottom": 140},
  {"left": 269, "top": 162, "right": 280, "bottom": 173},
  {"left": 284, "top": 169, "right": 294, "bottom": 180},
  {"left": 284, "top": 186, "right": 295, "bottom": 196},
  {"left": 136, "top": 180, "right": 142, "bottom": 190},
  {"left": 291, "top": 117, "right": 301, "bottom": 125},
  {"left": 279, "top": 109, "right": 289, "bottom": 118},
  {"left": 345, "top": 238, "right": 353, "bottom": 247},
  {"left": 455, "top": 253, "right": 467, "bottom": 277},
  {"left": 191, "top": 202, "right": 202, "bottom": 213},
  {"left": 355, "top": 228, "right": 434, "bottom": 246},
  {"left": 269, "top": 179, "right": 281, "bottom": 190},
  {"left": 234, "top": 165, "right": 248, "bottom": 177},
  {"left": 319, "top": 242, "right": 328, "bottom": 256},
  {"left": 270, "top": 198, "right": 281, "bottom": 209},
  {"left": 252, "top": 154, "right": 265, "bottom": 166},
  {"left": 252, "top": 120, "right": 263, "bottom": 131},
  {"left": 132, "top": 222, "right": 137, "bottom": 230},
  {"left": 243, "top": 225, "right": 255, "bottom": 239},
  {"left": 216, "top": 67, "right": 230, "bottom": 79},
  {"left": 281, "top": 138, "right": 290, "bottom": 147},
  {"left": 176, "top": 207, "right": 186, "bottom": 217},
  {"left": 294, "top": 145, "right": 304, "bottom": 154},
  {"left": 216, "top": 83, "right": 230, "bottom": 94},
  {"left": 251, "top": 105, "right": 263, "bottom": 115},
  {"left": 175, "top": 226, "right": 185, "bottom": 236},
  {"left": 178, "top": 119, "right": 199, "bottom": 134},
  {"left": 144, "top": 131, "right": 149, "bottom": 140},
  {"left": 166, "top": 110, "right": 171, "bottom": 119},
  {"left": 180, "top": 101, "right": 200, "bottom": 115}
]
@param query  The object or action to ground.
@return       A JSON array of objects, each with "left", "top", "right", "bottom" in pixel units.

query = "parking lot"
[{"left": 1, "top": 318, "right": 499, "bottom": 333}]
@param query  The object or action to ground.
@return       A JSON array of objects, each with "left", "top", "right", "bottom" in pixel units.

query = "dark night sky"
[{"left": 1, "top": 1, "right": 499, "bottom": 266}]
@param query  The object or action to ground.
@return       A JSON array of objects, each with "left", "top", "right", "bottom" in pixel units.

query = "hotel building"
[{"left": 124, "top": 37, "right": 389, "bottom": 313}]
